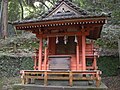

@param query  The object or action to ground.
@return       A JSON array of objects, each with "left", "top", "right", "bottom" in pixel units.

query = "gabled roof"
[
  {"left": 13, "top": 0, "right": 108, "bottom": 24},
  {"left": 41, "top": 0, "right": 88, "bottom": 19}
]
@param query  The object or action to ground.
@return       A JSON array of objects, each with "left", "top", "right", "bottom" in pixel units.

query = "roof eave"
[{"left": 12, "top": 15, "right": 108, "bottom": 26}]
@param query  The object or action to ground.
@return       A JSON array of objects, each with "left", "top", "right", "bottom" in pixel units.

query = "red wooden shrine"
[{"left": 13, "top": 0, "right": 107, "bottom": 87}]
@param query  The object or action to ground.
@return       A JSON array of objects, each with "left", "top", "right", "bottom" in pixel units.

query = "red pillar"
[
  {"left": 82, "top": 34, "right": 86, "bottom": 70},
  {"left": 44, "top": 47, "right": 48, "bottom": 70},
  {"left": 38, "top": 37, "right": 43, "bottom": 70},
  {"left": 76, "top": 43, "right": 80, "bottom": 70},
  {"left": 93, "top": 56, "right": 97, "bottom": 70}
]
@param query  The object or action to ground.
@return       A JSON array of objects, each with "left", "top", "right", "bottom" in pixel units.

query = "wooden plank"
[
  {"left": 47, "top": 72, "right": 69, "bottom": 75},
  {"left": 24, "top": 76, "right": 44, "bottom": 79},
  {"left": 73, "top": 77, "right": 97, "bottom": 80},
  {"left": 24, "top": 72, "right": 43, "bottom": 74},
  {"left": 47, "top": 77, "right": 69, "bottom": 80}
]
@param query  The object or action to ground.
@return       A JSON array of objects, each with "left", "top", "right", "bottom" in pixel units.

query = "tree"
[{"left": 0, "top": 0, "right": 8, "bottom": 39}]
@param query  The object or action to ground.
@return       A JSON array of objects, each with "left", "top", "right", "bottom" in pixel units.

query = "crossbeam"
[{"left": 37, "top": 31, "right": 89, "bottom": 38}]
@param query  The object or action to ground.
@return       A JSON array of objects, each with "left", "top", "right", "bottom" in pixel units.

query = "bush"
[
  {"left": 0, "top": 56, "right": 33, "bottom": 77},
  {"left": 98, "top": 56, "right": 119, "bottom": 76}
]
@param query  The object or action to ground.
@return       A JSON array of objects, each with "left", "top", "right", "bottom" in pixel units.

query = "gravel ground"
[{"left": 102, "top": 75, "right": 120, "bottom": 90}]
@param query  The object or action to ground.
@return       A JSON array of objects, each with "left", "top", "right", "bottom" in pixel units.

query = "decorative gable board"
[{"left": 46, "top": 2, "right": 80, "bottom": 18}]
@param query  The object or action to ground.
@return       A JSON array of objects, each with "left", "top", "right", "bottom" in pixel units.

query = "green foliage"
[
  {"left": 0, "top": 56, "right": 33, "bottom": 77},
  {"left": 0, "top": 77, "right": 21, "bottom": 90},
  {"left": 96, "top": 25, "right": 120, "bottom": 49},
  {"left": 8, "top": 0, "right": 21, "bottom": 21},
  {"left": 0, "top": 33, "right": 39, "bottom": 53},
  {"left": 20, "top": 57, "right": 34, "bottom": 70},
  {"left": 98, "top": 56, "right": 119, "bottom": 76}
]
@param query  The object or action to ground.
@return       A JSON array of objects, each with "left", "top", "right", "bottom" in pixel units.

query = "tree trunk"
[
  {"left": 0, "top": 0, "right": 8, "bottom": 39},
  {"left": 0, "top": 0, "right": 4, "bottom": 38},
  {"left": 18, "top": 0, "right": 24, "bottom": 20},
  {"left": 118, "top": 39, "right": 120, "bottom": 68},
  {"left": 18, "top": 0, "right": 24, "bottom": 35}
]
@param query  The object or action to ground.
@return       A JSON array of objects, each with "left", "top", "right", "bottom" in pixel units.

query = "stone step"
[{"left": 13, "top": 81, "right": 108, "bottom": 90}]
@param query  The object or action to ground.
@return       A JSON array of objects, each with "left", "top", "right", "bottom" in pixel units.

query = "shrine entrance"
[
  {"left": 48, "top": 36, "right": 76, "bottom": 71},
  {"left": 56, "top": 36, "right": 76, "bottom": 55}
]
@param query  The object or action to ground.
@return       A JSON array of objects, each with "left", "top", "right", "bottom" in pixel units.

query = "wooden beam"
[
  {"left": 42, "top": 24, "right": 103, "bottom": 30},
  {"left": 38, "top": 31, "right": 89, "bottom": 38},
  {"left": 14, "top": 17, "right": 106, "bottom": 28}
]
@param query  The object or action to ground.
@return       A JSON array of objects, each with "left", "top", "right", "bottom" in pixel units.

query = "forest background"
[{"left": 0, "top": 0, "right": 120, "bottom": 90}]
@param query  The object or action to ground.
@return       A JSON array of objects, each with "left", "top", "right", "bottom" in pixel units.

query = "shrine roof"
[
  {"left": 13, "top": 0, "right": 108, "bottom": 25},
  {"left": 41, "top": 0, "right": 88, "bottom": 18},
  {"left": 12, "top": 0, "right": 109, "bottom": 40}
]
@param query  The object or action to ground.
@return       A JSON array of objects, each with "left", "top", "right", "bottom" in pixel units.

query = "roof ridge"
[
  {"left": 41, "top": 0, "right": 62, "bottom": 18},
  {"left": 41, "top": 0, "right": 88, "bottom": 18},
  {"left": 65, "top": 0, "right": 88, "bottom": 14}
]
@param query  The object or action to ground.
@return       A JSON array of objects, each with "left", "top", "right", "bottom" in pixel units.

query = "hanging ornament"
[
  {"left": 56, "top": 36, "right": 59, "bottom": 44},
  {"left": 47, "top": 37, "right": 49, "bottom": 46},
  {"left": 74, "top": 35, "right": 78, "bottom": 43},
  {"left": 64, "top": 35, "right": 67, "bottom": 44}
]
